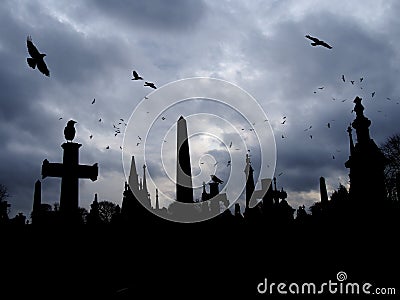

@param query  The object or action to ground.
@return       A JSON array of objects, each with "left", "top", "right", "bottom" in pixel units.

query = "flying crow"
[
  {"left": 144, "top": 82, "right": 157, "bottom": 89},
  {"left": 26, "top": 36, "right": 50, "bottom": 76},
  {"left": 305, "top": 35, "right": 332, "bottom": 49},
  {"left": 132, "top": 70, "right": 143, "bottom": 80}
]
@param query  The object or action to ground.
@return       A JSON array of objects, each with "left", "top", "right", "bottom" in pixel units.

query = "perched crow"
[
  {"left": 305, "top": 35, "right": 332, "bottom": 49},
  {"left": 26, "top": 36, "right": 50, "bottom": 76},
  {"left": 64, "top": 120, "right": 77, "bottom": 142},
  {"left": 132, "top": 70, "right": 143, "bottom": 80},
  {"left": 211, "top": 175, "right": 224, "bottom": 184},
  {"left": 144, "top": 81, "right": 157, "bottom": 89}
]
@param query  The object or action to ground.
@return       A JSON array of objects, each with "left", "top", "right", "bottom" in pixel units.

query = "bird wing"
[
  {"left": 305, "top": 35, "right": 320, "bottom": 43},
  {"left": 26, "top": 36, "right": 41, "bottom": 58},
  {"left": 133, "top": 70, "right": 139, "bottom": 78},
  {"left": 320, "top": 41, "right": 332, "bottom": 49},
  {"left": 37, "top": 59, "right": 50, "bottom": 76}
]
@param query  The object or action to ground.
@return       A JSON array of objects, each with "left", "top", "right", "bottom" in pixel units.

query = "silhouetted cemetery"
[{"left": 1, "top": 97, "right": 399, "bottom": 298}]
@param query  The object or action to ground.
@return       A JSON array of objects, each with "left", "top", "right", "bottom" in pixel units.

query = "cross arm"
[
  {"left": 77, "top": 163, "right": 98, "bottom": 181},
  {"left": 42, "top": 159, "right": 64, "bottom": 179}
]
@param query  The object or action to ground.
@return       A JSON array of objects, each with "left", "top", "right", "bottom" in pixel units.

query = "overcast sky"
[{"left": 1, "top": 0, "right": 400, "bottom": 219}]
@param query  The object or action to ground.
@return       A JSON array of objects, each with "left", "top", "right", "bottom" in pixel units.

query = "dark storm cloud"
[{"left": 91, "top": 0, "right": 206, "bottom": 31}]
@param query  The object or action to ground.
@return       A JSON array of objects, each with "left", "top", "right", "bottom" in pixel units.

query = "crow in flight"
[
  {"left": 26, "top": 36, "right": 50, "bottom": 76},
  {"left": 305, "top": 35, "right": 332, "bottom": 49},
  {"left": 132, "top": 70, "right": 143, "bottom": 80},
  {"left": 64, "top": 120, "right": 77, "bottom": 142},
  {"left": 342, "top": 75, "right": 345, "bottom": 82},
  {"left": 144, "top": 82, "right": 157, "bottom": 89}
]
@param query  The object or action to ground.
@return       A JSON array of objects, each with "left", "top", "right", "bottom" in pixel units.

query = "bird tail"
[{"left": 27, "top": 58, "right": 36, "bottom": 69}]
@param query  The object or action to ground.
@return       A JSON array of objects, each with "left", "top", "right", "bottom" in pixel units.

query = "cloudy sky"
[{"left": 1, "top": 0, "right": 400, "bottom": 219}]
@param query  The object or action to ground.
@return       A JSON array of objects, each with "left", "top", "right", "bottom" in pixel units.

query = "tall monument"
[
  {"left": 345, "top": 97, "right": 386, "bottom": 205},
  {"left": 176, "top": 116, "right": 193, "bottom": 203}
]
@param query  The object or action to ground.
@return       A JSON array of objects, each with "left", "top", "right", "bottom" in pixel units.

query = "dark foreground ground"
[{"left": 1, "top": 218, "right": 399, "bottom": 299}]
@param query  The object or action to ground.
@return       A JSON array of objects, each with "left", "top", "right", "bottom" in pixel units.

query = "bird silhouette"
[
  {"left": 144, "top": 82, "right": 157, "bottom": 89},
  {"left": 99, "top": 118, "right": 102, "bottom": 122},
  {"left": 89, "top": 134, "right": 93, "bottom": 139},
  {"left": 327, "top": 123, "right": 331, "bottom": 128},
  {"left": 318, "top": 87, "right": 324, "bottom": 90},
  {"left": 211, "top": 175, "right": 224, "bottom": 184},
  {"left": 360, "top": 77, "right": 364, "bottom": 82},
  {"left": 106, "top": 146, "right": 110, "bottom": 149},
  {"left": 281, "top": 120, "right": 286, "bottom": 124},
  {"left": 58, "top": 117, "right": 63, "bottom": 120},
  {"left": 342, "top": 75, "right": 345, "bottom": 82},
  {"left": 26, "top": 36, "right": 50, "bottom": 76},
  {"left": 131, "top": 70, "right": 143, "bottom": 80},
  {"left": 64, "top": 120, "right": 77, "bottom": 142},
  {"left": 305, "top": 35, "right": 332, "bottom": 49},
  {"left": 372, "top": 92, "right": 375, "bottom": 98},
  {"left": 92, "top": 98, "right": 95, "bottom": 104},
  {"left": 350, "top": 80, "right": 354, "bottom": 85},
  {"left": 229, "top": 141, "right": 232, "bottom": 148}
]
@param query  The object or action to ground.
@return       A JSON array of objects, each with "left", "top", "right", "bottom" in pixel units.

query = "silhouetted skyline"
[{"left": 1, "top": 1, "right": 400, "bottom": 221}]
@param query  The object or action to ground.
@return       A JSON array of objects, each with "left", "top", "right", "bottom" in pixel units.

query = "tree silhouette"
[
  {"left": 0, "top": 184, "right": 10, "bottom": 224},
  {"left": 0, "top": 184, "right": 9, "bottom": 202},
  {"left": 381, "top": 134, "right": 400, "bottom": 201},
  {"left": 98, "top": 201, "right": 120, "bottom": 224},
  {"left": 330, "top": 184, "right": 349, "bottom": 203},
  {"left": 78, "top": 207, "right": 89, "bottom": 224}
]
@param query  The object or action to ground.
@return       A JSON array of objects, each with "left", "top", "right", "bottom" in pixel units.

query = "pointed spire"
[
  {"left": 128, "top": 156, "right": 139, "bottom": 193},
  {"left": 245, "top": 154, "right": 255, "bottom": 211},
  {"left": 155, "top": 188, "right": 160, "bottom": 210}
]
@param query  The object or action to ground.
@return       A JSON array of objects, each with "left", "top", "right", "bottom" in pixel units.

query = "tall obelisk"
[{"left": 176, "top": 116, "right": 193, "bottom": 203}]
